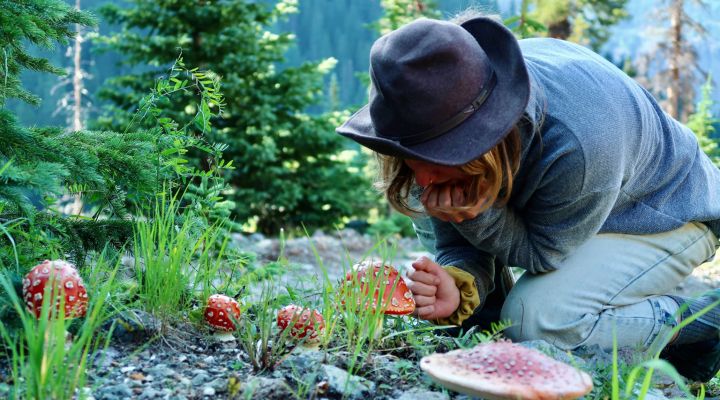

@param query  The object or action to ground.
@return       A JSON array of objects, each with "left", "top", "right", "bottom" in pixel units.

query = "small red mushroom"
[
  {"left": 22, "top": 259, "right": 88, "bottom": 320},
  {"left": 277, "top": 304, "right": 325, "bottom": 349},
  {"left": 420, "top": 340, "right": 593, "bottom": 400},
  {"left": 344, "top": 260, "right": 415, "bottom": 316},
  {"left": 204, "top": 294, "right": 241, "bottom": 342}
]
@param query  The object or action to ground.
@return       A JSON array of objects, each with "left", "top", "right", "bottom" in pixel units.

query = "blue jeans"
[{"left": 500, "top": 222, "right": 719, "bottom": 350}]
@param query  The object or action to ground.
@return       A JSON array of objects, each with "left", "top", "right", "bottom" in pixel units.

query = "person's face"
[{"left": 404, "top": 159, "right": 471, "bottom": 188}]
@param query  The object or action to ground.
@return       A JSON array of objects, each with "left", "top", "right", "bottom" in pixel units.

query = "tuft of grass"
[
  {"left": 0, "top": 251, "right": 119, "bottom": 400},
  {"left": 133, "top": 189, "right": 233, "bottom": 321},
  {"left": 234, "top": 278, "right": 299, "bottom": 372}
]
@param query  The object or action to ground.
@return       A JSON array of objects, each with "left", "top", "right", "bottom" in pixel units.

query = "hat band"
[{"left": 385, "top": 70, "right": 497, "bottom": 146}]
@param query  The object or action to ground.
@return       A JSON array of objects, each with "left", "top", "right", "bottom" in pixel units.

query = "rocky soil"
[{"left": 4, "top": 230, "right": 719, "bottom": 399}]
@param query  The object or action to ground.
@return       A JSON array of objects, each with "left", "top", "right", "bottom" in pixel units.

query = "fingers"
[
  {"left": 415, "top": 304, "right": 435, "bottom": 319},
  {"left": 452, "top": 186, "right": 464, "bottom": 207},
  {"left": 413, "top": 294, "right": 436, "bottom": 307},
  {"left": 411, "top": 256, "right": 440, "bottom": 274},
  {"left": 406, "top": 269, "right": 439, "bottom": 285},
  {"left": 406, "top": 280, "right": 437, "bottom": 297}
]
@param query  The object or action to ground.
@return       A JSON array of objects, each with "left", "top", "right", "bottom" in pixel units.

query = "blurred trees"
[
  {"left": 634, "top": 0, "right": 709, "bottom": 121},
  {"left": 94, "top": 0, "right": 375, "bottom": 234},
  {"left": 530, "top": 0, "right": 628, "bottom": 50}
]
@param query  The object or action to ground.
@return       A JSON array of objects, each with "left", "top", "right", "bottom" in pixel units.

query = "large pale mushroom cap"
[{"left": 420, "top": 341, "right": 593, "bottom": 400}]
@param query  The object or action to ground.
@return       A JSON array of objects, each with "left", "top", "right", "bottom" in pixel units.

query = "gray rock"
[
  {"left": 104, "top": 310, "right": 160, "bottom": 343},
  {"left": 191, "top": 372, "right": 210, "bottom": 386},
  {"left": 201, "top": 386, "right": 216, "bottom": 397},
  {"left": 98, "top": 383, "right": 133, "bottom": 399},
  {"left": 207, "top": 377, "right": 228, "bottom": 394},
  {"left": 92, "top": 346, "right": 121, "bottom": 370},
  {"left": 146, "top": 364, "right": 175, "bottom": 379},
  {"left": 138, "top": 387, "right": 160, "bottom": 399},
  {"left": 321, "top": 364, "right": 375, "bottom": 400},
  {"left": 241, "top": 376, "right": 293, "bottom": 400},
  {"left": 392, "top": 388, "right": 449, "bottom": 400}
]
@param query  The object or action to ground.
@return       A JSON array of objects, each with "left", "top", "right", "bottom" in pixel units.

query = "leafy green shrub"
[{"left": 367, "top": 212, "right": 417, "bottom": 238}]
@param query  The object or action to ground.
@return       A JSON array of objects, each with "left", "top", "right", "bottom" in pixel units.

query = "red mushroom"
[
  {"left": 277, "top": 304, "right": 325, "bottom": 349},
  {"left": 341, "top": 260, "right": 415, "bottom": 338},
  {"left": 204, "top": 294, "right": 241, "bottom": 342},
  {"left": 22, "top": 259, "right": 88, "bottom": 320},
  {"left": 420, "top": 340, "right": 593, "bottom": 400},
  {"left": 344, "top": 260, "right": 415, "bottom": 315}
]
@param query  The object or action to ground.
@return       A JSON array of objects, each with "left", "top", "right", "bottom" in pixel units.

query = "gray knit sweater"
[{"left": 418, "top": 38, "right": 720, "bottom": 299}]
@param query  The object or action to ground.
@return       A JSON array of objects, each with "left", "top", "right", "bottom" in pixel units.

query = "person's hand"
[
  {"left": 406, "top": 256, "right": 460, "bottom": 320},
  {"left": 420, "top": 183, "right": 487, "bottom": 223}
]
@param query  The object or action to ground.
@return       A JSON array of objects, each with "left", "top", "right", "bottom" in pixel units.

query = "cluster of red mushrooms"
[
  {"left": 21, "top": 259, "right": 592, "bottom": 399},
  {"left": 203, "top": 259, "right": 416, "bottom": 346}
]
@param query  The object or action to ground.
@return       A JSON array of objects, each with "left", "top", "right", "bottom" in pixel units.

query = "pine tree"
[
  {"left": 93, "top": 0, "right": 374, "bottom": 234},
  {"left": 0, "top": 0, "right": 220, "bottom": 267},
  {"left": 687, "top": 76, "right": 720, "bottom": 166}
]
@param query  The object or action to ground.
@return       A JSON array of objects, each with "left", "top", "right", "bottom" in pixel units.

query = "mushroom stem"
[{"left": 212, "top": 331, "right": 236, "bottom": 342}]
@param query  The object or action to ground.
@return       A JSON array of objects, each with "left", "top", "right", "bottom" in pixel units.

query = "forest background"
[{"left": 2, "top": 0, "right": 720, "bottom": 270}]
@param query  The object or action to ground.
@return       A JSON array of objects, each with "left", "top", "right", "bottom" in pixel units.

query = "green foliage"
[
  {"left": 374, "top": 0, "right": 440, "bottom": 35},
  {"left": 367, "top": 212, "right": 416, "bottom": 238},
  {"left": 0, "top": 108, "right": 157, "bottom": 266},
  {"left": 687, "top": 75, "right": 720, "bottom": 167},
  {"left": 504, "top": 0, "right": 548, "bottom": 38},
  {"left": 529, "top": 0, "right": 628, "bottom": 49},
  {"left": 0, "top": 0, "right": 96, "bottom": 106},
  {"left": 94, "top": 0, "right": 374, "bottom": 234}
]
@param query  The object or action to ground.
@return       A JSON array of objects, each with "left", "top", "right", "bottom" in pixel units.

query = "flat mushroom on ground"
[{"left": 420, "top": 340, "right": 593, "bottom": 400}]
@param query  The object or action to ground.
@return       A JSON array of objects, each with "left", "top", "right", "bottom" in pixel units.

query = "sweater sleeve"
[{"left": 432, "top": 217, "right": 497, "bottom": 303}]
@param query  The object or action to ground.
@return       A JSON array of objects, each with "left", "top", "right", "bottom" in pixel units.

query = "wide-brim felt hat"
[{"left": 336, "top": 16, "right": 530, "bottom": 166}]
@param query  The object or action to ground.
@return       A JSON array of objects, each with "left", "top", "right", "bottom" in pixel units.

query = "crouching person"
[{"left": 335, "top": 12, "right": 720, "bottom": 382}]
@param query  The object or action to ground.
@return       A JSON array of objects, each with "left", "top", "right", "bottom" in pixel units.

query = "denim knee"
[{"left": 500, "top": 292, "right": 594, "bottom": 350}]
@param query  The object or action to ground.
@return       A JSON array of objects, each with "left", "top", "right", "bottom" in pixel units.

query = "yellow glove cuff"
[{"left": 433, "top": 266, "right": 481, "bottom": 326}]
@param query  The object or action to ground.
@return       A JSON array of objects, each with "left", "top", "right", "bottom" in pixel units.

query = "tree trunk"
[{"left": 667, "top": 0, "right": 683, "bottom": 119}]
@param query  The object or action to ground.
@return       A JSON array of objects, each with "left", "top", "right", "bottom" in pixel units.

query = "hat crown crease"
[{"left": 369, "top": 19, "right": 494, "bottom": 142}]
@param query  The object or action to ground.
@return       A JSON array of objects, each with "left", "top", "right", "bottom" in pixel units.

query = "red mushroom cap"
[
  {"left": 420, "top": 340, "right": 593, "bottom": 400},
  {"left": 22, "top": 259, "right": 88, "bottom": 319},
  {"left": 204, "top": 294, "right": 241, "bottom": 332},
  {"left": 277, "top": 304, "right": 325, "bottom": 343},
  {"left": 344, "top": 260, "right": 415, "bottom": 315}
]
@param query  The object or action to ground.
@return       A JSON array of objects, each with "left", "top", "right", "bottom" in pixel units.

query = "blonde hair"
[{"left": 375, "top": 125, "right": 523, "bottom": 216}]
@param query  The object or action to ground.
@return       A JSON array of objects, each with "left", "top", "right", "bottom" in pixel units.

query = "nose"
[{"left": 414, "top": 169, "right": 435, "bottom": 188}]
